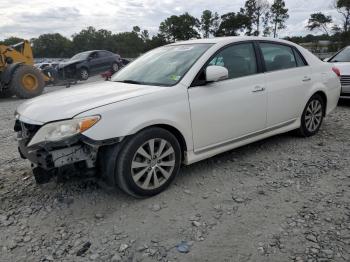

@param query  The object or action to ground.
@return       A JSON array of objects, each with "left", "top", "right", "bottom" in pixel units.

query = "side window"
[
  {"left": 293, "top": 49, "right": 307, "bottom": 67},
  {"left": 260, "top": 43, "right": 297, "bottom": 72},
  {"left": 90, "top": 52, "right": 99, "bottom": 59},
  {"left": 100, "top": 51, "right": 111, "bottom": 57},
  {"left": 209, "top": 43, "right": 258, "bottom": 79}
]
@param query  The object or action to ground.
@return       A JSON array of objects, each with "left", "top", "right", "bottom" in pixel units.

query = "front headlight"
[{"left": 28, "top": 116, "right": 100, "bottom": 147}]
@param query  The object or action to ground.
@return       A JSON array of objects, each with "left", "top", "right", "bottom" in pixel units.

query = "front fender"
[
  {"left": 76, "top": 62, "right": 89, "bottom": 71},
  {"left": 76, "top": 86, "right": 194, "bottom": 151}
]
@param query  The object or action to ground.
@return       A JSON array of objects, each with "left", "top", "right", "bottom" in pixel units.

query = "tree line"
[
  {"left": 1, "top": 0, "right": 349, "bottom": 58},
  {"left": 289, "top": 0, "right": 350, "bottom": 50}
]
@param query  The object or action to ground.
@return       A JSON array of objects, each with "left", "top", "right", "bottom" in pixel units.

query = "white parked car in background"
[
  {"left": 15, "top": 37, "right": 341, "bottom": 197},
  {"left": 325, "top": 46, "right": 350, "bottom": 97}
]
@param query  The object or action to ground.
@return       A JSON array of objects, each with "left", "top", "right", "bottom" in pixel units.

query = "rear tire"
[
  {"left": 112, "top": 128, "right": 181, "bottom": 197},
  {"left": 112, "top": 62, "right": 119, "bottom": 73},
  {"left": 297, "top": 94, "right": 325, "bottom": 137},
  {"left": 11, "top": 65, "right": 45, "bottom": 99}
]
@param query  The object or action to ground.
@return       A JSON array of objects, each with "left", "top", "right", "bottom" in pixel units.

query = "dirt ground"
[{"left": 0, "top": 79, "right": 349, "bottom": 262}]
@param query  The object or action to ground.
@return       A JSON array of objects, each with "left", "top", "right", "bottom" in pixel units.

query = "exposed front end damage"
[
  {"left": 14, "top": 119, "right": 108, "bottom": 184},
  {"left": 57, "top": 63, "right": 79, "bottom": 81}
]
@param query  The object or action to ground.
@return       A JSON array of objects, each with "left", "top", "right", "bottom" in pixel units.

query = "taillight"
[{"left": 332, "top": 67, "right": 341, "bottom": 77}]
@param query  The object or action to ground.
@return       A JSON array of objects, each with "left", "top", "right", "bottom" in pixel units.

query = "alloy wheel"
[
  {"left": 305, "top": 99, "right": 323, "bottom": 132},
  {"left": 80, "top": 69, "right": 89, "bottom": 80},
  {"left": 112, "top": 63, "right": 119, "bottom": 72},
  {"left": 131, "top": 138, "right": 176, "bottom": 190}
]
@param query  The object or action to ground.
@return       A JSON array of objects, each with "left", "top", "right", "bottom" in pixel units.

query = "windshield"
[
  {"left": 112, "top": 44, "right": 213, "bottom": 86},
  {"left": 330, "top": 47, "right": 350, "bottom": 62},
  {"left": 70, "top": 52, "right": 90, "bottom": 61}
]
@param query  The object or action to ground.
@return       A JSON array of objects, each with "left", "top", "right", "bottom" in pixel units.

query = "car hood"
[
  {"left": 16, "top": 81, "right": 163, "bottom": 124},
  {"left": 332, "top": 62, "right": 350, "bottom": 75},
  {"left": 59, "top": 59, "right": 84, "bottom": 68}
]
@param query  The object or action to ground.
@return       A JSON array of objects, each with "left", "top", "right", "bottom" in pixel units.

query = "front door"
[
  {"left": 88, "top": 52, "right": 105, "bottom": 74},
  {"left": 188, "top": 42, "right": 268, "bottom": 152}
]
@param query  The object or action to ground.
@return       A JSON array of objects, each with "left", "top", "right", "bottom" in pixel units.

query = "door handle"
[
  {"left": 302, "top": 76, "right": 311, "bottom": 82},
  {"left": 252, "top": 86, "right": 266, "bottom": 93}
]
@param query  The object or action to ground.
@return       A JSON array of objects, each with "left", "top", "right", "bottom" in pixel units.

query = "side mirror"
[
  {"left": 206, "top": 66, "right": 228, "bottom": 83},
  {"left": 88, "top": 56, "right": 93, "bottom": 61}
]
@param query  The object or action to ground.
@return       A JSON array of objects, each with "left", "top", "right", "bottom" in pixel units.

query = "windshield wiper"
[{"left": 117, "top": 80, "right": 143, "bottom": 84}]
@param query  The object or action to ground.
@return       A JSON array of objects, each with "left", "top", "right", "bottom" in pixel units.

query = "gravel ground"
[{"left": 0, "top": 79, "right": 349, "bottom": 262}]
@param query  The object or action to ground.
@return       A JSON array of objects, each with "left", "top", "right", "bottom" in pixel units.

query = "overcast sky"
[{"left": 0, "top": 0, "right": 342, "bottom": 40}]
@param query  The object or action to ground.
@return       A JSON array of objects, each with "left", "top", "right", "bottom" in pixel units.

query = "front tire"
[
  {"left": 114, "top": 128, "right": 181, "bottom": 197},
  {"left": 78, "top": 68, "right": 89, "bottom": 81},
  {"left": 297, "top": 94, "right": 325, "bottom": 137}
]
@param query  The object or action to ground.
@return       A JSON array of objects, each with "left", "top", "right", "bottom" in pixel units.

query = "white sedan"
[
  {"left": 325, "top": 46, "right": 350, "bottom": 96},
  {"left": 15, "top": 37, "right": 341, "bottom": 197}
]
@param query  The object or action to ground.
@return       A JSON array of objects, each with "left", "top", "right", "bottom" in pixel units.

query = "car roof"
[
  {"left": 169, "top": 36, "right": 297, "bottom": 47},
  {"left": 168, "top": 36, "right": 322, "bottom": 66},
  {"left": 79, "top": 50, "right": 112, "bottom": 54}
]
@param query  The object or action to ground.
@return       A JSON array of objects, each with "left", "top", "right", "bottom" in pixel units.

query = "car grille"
[
  {"left": 14, "top": 120, "right": 41, "bottom": 139},
  {"left": 340, "top": 75, "right": 350, "bottom": 87}
]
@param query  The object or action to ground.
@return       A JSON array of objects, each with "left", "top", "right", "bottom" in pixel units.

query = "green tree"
[
  {"left": 31, "top": 33, "right": 72, "bottom": 58},
  {"left": 200, "top": 10, "right": 220, "bottom": 38},
  {"left": 132, "top": 26, "right": 141, "bottom": 34},
  {"left": 0, "top": 37, "right": 25, "bottom": 46},
  {"left": 159, "top": 12, "right": 200, "bottom": 42},
  {"left": 306, "top": 12, "right": 333, "bottom": 35},
  {"left": 144, "top": 34, "right": 168, "bottom": 52},
  {"left": 216, "top": 11, "right": 250, "bottom": 36},
  {"left": 336, "top": 0, "right": 350, "bottom": 32},
  {"left": 244, "top": 0, "right": 270, "bottom": 36},
  {"left": 340, "top": 30, "right": 350, "bottom": 46},
  {"left": 269, "top": 0, "right": 289, "bottom": 38},
  {"left": 113, "top": 31, "right": 145, "bottom": 57},
  {"left": 72, "top": 27, "right": 114, "bottom": 53},
  {"left": 141, "top": 30, "right": 150, "bottom": 42}
]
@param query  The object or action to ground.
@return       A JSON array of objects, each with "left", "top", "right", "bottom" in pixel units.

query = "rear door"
[{"left": 258, "top": 42, "right": 312, "bottom": 127}]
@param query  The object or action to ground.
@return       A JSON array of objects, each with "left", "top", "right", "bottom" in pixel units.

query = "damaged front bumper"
[
  {"left": 18, "top": 137, "right": 98, "bottom": 170},
  {"left": 15, "top": 119, "right": 120, "bottom": 182}
]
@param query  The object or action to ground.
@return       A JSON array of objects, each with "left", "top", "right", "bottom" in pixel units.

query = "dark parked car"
[{"left": 58, "top": 50, "right": 122, "bottom": 81}]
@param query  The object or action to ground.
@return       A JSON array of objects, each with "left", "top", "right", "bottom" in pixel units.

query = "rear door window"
[
  {"left": 100, "top": 51, "right": 112, "bottom": 57},
  {"left": 260, "top": 43, "right": 297, "bottom": 72},
  {"left": 293, "top": 49, "right": 307, "bottom": 67}
]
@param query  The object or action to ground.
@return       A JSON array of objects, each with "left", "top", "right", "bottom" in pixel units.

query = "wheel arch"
[
  {"left": 311, "top": 90, "right": 328, "bottom": 116},
  {"left": 78, "top": 64, "right": 89, "bottom": 72},
  {"left": 136, "top": 124, "right": 188, "bottom": 158}
]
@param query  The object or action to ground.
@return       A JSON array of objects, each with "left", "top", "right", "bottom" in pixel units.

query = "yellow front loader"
[{"left": 0, "top": 40, "right": 49, "bottom": 99}]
